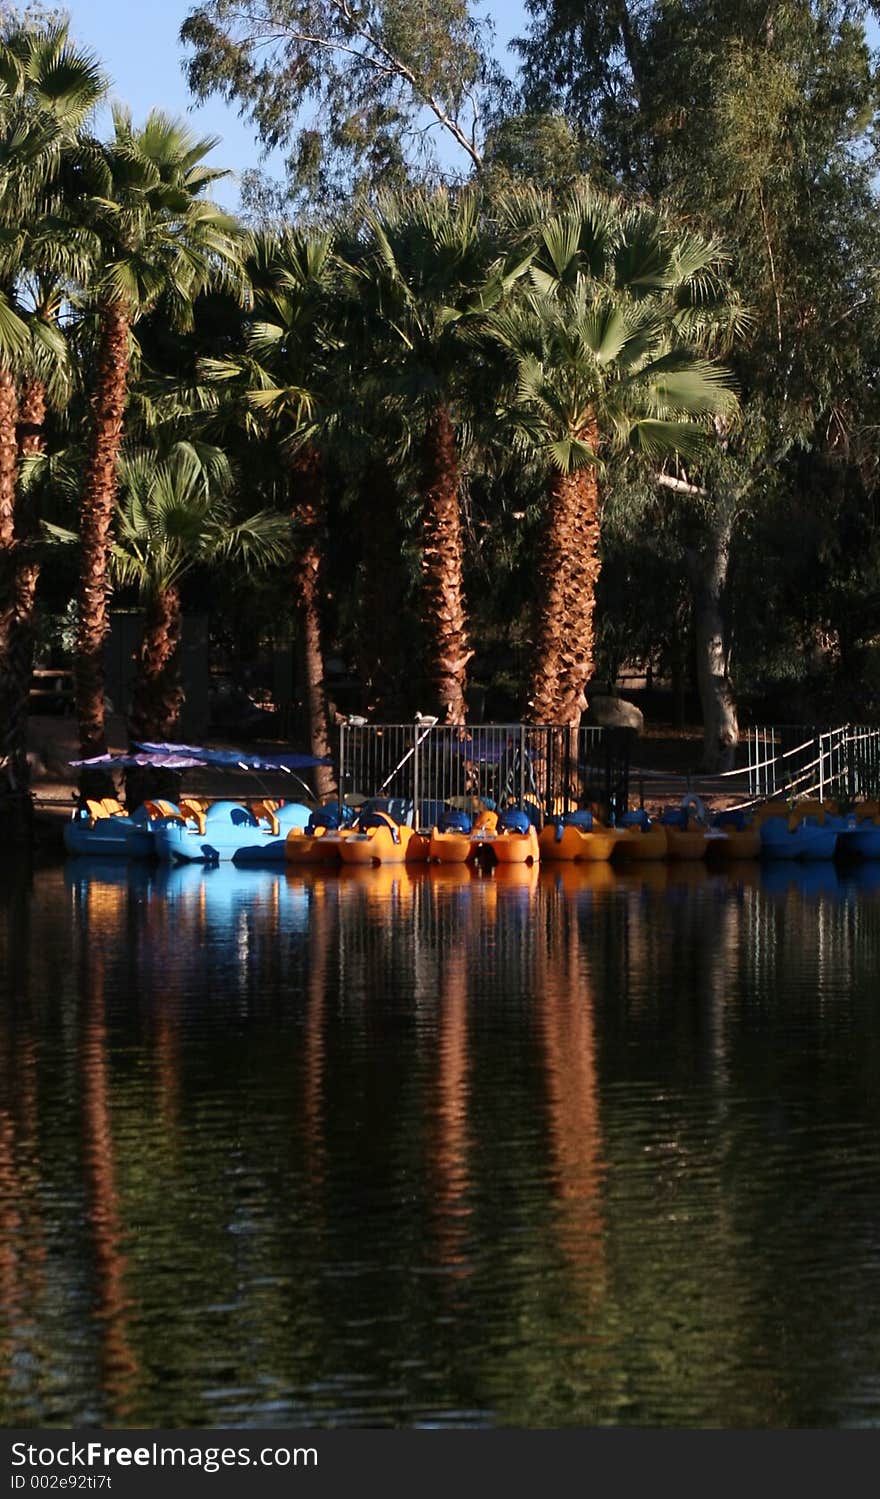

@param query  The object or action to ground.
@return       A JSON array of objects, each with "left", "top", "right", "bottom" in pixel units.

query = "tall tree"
[
  {"left": 519, "top": 0, "right": 880, "bottom": 765},
  {"left": 345, "top": 187, "right": 528, "bottom": 722},
  {"left": 180, "top": 0, "right": 498, "bottom": 210},
  {"left": 491, "top": 185, "right": 740, "bottom": 726},
  {"left": 202, "top": 228, "right": 341, "bottom": 795},
  {"left": 73, "top": 108, "right": 244, "bottom": 777},
  {"left": 111, "top": 443, "right": 288, "bottom": 745},
  {"left": 0, "top": 16, "right": 106, "bottom": 822}
]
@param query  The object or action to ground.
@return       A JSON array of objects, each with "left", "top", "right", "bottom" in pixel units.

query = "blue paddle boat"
[
  {"left": 760, "top": 814, "right": 838, "bottom": 861},
  {"left": 834, "top": 811, "right": 880, "bottom": 860},
  {"left": 153, "top": 799, "right": 311, "bottom": 863},
  {"left": 63, "top": 797, "right": 183, "bottom": 858}
]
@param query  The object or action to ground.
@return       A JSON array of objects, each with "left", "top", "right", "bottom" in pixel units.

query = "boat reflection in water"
[{"left": 3, "top": 855, "right": 880, "bottom": 1425}]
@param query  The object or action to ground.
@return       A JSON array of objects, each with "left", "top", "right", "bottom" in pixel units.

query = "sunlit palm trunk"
[
  {"left": 0, "top": 379, "right": 48, "bottom": 810},
  {"left": 75, "top": 302, "right": 131, "bottom": 780},
  {"left": 0, "top": 367, "right": 20, "bottom": 801},
  {"left": 291, "top": 446, "right": 336, "bottom": 800},
  {"left": 420, "top": 404, "right": 471, "bottom": 725},
  {"left": 527, "top": 442, "right": 602, "bottom": 727}
]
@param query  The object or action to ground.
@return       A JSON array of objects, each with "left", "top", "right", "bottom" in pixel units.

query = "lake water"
[{"left": 2, "top": 855, "right": 880, "bottom": 1429}]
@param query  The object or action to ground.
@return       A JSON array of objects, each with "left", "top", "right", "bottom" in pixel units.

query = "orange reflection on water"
[
  {"left": 430, "top": 944, "right": 472, "bottom": 1277},
  {"left": 537, "top": 896, "right": 607, "bottom": 1303},
  {"left": 302, "top": 883, "right": 331, "bottom": 1187},
  {"left": 79, "top": 931, "right": 140, "bottom": 1422}
]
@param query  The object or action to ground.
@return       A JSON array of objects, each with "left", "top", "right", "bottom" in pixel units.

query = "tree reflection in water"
[{"left": 77, "top": 881, "right": 140, "bottom": 1422}]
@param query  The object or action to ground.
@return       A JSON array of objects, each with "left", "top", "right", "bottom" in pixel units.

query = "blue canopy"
[
  {"left": 70, "top": 751, "right": 206, "bottom": 769},
  {"left": 71, "top": 743, "right": 332, "bottom": 773},
  {"left": 134, "top": 742, "right": 333, "bottom": 771}
]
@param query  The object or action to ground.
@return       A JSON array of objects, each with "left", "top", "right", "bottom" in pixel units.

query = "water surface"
[{"left": 2, "top": 856, "right": 880, "bottom": 1428}]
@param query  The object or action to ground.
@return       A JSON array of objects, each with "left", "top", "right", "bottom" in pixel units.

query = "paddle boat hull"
[
  {"left": 538, "top": 824, "right": 625, "bottom": 862},
  {"left": 230, "top": 802, "right": 312, "bottom": 863},
  {"left": 406, "top": 832, "right": 431, "bottom": 863},
  {"left": 760, "top": 816, "right": 838, "bottom": 861},
  {"left": 708, "top": 826, "right": 761, "bottom": 859},
  {"left": 491, "top": 826, "right": 540, "bottom": 865},
  {"left": 153, "top": 800, "right": 273, "bottom": 863},
  {"left": 842, "top": 823, "right": 880, "bottom": 859},
  {"left": 338, "top": 822, "right": 413, "bottom": 866},
  {"left": 285, "top": 828, "right": 351, "bottom": 865},
  {"left": 664, "top": 827, "right": 710, "bottom": 860},
  {"left": 64, "top": 813, "right": 154, "bottom": 858},
  {"left": 429, "top": 827, "right": 472, "bottom": 863},
  {"left": 613, "top": 825, "right": 668, "bottom": 861},
  {"left": 63, "top": 798, "right": 184, "bottom": 858}
]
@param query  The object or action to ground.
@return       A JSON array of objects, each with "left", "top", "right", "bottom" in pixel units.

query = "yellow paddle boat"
[
  {"left": 708, "top": 810, "right": 761, "bottom": 859},
  {"left": 428, "top": 808, "right": 480, "bottom": 864},
  {"left": 489, "top": 808, "right": 540, "bottom": 865},
  {"left": 612, "top": 811, "right": 668, "bottom": 861},
  {"left": 285, "top": 803, "right": 358, "bottom": 865},
  {"left": 660, "top": 796, "right": 711, "bottom": 860},
  {"left": 338, "top": 812, "right": 414, "bottom": 866},
  {"left": 538, "top": 810, "right": 627, "bottom": 862}
]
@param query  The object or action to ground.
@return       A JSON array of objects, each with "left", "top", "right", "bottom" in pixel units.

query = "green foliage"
[
  {"left": 79, "top": 106, "right": 246, "bottom": 324},
  {"left": 111, "top": 441, "right": 290, "bottom": 599},
  {"left": 180, "top": 0, "right": 499, "bottom": 209},
  {"left": 489, "top": 185, "right": 740, "bottom": 475}
]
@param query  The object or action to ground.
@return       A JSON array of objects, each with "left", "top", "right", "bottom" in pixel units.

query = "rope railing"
[{"left": 630, "top": 723, "right": 880, "bottom": 812}]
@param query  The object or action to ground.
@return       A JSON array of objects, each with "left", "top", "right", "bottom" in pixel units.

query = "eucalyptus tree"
[
  {"left": 490, "top": 185, "right": 741, "bottom": 727},
  {"left": 0, "top": 16, "right": 106, "bottom": 816},
  {"left": 180, "top": 0, "right": 498, "bottom": 209},
  {"left": 344, "top": 187, "right": 530, "bottom": 723},
  {"left": 72, "top": 108, "right": 245, "bottom": 773}
]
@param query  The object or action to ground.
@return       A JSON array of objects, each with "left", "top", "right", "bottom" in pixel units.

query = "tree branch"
[{"left": 657, "top": 472, "right": 708, "bottom": 497}]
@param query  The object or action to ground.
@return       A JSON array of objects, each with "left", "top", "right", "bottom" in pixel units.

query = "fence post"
[
  {"left": 818, "top": 734, "right": 824, "bottom": 804},
  {"left": 339, "top": 724, "right": 347, "bottom": 805},
  {"left": 412, "top": 723, "right": 421, "bottom": 827},
  {"left": 519, "top": 724, "right": 526, "bottom": 811}
]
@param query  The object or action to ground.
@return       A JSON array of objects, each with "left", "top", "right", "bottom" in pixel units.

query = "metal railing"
[
  {"left": 338, "top": 722, "right": 632, "bottom": 823},
  {"left": 743, "top": 724, "right": 880, "bottom": 803}
]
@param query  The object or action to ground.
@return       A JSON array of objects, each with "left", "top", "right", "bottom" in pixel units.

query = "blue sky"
[{"left": 61, "top": 0, "right": 529, "bottom": 206}]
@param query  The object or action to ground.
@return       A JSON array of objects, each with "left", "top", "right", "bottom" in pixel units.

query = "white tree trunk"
[{"left": 688, "top": 503, "right": 739, "bottom": 773}]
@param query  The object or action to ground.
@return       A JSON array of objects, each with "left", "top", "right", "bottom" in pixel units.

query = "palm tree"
[
  {"left": 73, "top": 108, "right": 244, "bottom": 773},
  {"left": 112, "top": 442, "right": 289, "bottom": 745},
  {"left": 0, "top": 18, "right": 106, "bottom": 818},
  {"left": 202, "top": 228, "right": 340, "bottom": 798},
  {"left": 491, "top": 185, "right": 743, "bottom": 726},
  {"left": 345, "top": 188, "right": 530, "bottom": 725}
]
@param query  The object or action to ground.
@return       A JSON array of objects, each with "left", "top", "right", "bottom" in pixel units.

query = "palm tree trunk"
[
  {"left": 124, "top": 585, "right": 184, "bottom": 808},
  {"left": 420, "top": 404, "right": 471, "bottom": 725},
  {"left": 0, "top": 367, "right": 16, "bottom": 549},
  {"left": 128, "top": 586, "right": 184, "bottom": 742},
  {"left": 74, "top": 302, "right": 130, "bottom": 781},
  {"left": 0, "top": 366, "right": 28, "bottom": 834},
  {"left": 0, "top": 379, "right": 49, "bottom": 811},
  {"left": 0, "top": 366, "right": 19, "bottom": 726},
  {"left": 527, "top": 445, "right": 602, "bottom": 727},
  {"left": 291, "top": 446, "right": 336, "bottom": 800}
]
